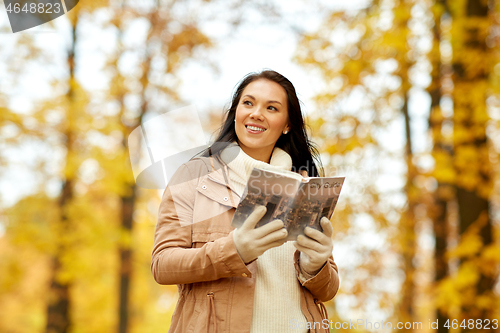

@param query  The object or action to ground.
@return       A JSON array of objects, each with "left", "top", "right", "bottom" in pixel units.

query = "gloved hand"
[
  {"left": 233, "top": 205, "right": 288, "bottom": 264},
  {"left": 293, "top": 216, "right": 334, "bottom": 277}
]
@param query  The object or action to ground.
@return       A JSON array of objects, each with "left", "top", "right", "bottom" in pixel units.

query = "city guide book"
[{"left": 231, "top": 168, "right": 345, "bottom": 240}]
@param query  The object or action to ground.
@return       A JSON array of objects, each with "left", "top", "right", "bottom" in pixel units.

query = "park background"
[{"left": 1, "top": 0, "right": 500, "bottom": 332}]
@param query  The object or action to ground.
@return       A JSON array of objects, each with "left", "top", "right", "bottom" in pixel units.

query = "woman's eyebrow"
[{"left": 242, "top": 94, "right": 282, "bottom": 105}]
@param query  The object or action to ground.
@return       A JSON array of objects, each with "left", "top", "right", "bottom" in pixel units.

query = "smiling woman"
[
  {"left": 235, "top": 79, "right": 290, "bottom": 162},
  {"left": 205, "top": 70, "right": 323, "bottom": 177},
  {"left": 151, "top": 70, "right": 339, "bottom": 333}
]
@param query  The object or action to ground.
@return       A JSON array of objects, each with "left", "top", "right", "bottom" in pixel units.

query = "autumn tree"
[
  {"left": 103, "top": 1, "right": 211, "bottom": 331},
  {"left": 426, "top": 1, "right": 453, "bottom": 331},
  {"left": 441, "top": 0, "right": 498, "bottom": 325},
  {"left": 0, "top": 0, "right": 212, "bottom": 331},
  {"left": 293, "top": 0, "right": 476, "bottom": 328}
]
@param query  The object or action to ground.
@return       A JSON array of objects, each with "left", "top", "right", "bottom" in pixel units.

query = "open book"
[{"left": 231, "top": 168, "right": 345, "bottom": 240}]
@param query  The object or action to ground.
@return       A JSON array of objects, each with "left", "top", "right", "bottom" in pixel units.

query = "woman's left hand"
[{"left": 293, "top": 217, "right": 334, "bottom": 276}]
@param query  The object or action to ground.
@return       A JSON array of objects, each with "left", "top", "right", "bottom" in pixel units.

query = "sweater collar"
[{"left": 220, "top": 142, "right": 293, "bottom": 186}]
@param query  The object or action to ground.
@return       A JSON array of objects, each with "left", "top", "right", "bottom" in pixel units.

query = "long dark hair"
[{"left": 200, "top": 70, "right": 323, "bottom": 177}]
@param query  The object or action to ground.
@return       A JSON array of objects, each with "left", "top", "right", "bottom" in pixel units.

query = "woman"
[{"left": 151, "top": 70, "right": 339, "bottom": 333}]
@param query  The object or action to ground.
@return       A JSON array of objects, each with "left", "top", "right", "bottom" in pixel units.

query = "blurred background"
[{"left": 1, "top": 0, "right": 500, "bottom": 332}]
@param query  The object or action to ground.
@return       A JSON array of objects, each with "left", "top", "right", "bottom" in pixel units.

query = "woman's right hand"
[{"left": 232, "top": 205, "right": 288, "bottom": 264}]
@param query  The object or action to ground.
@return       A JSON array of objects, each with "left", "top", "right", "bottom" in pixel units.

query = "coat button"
[
  {"left": 202, "top": 185, "right": 207, "bottom": 190},
  {"left": 242, "top": 273, "right": 247, "bottom": 277},
  {"left": 223, "top": 197, "right": 228, "bottom": 201}
]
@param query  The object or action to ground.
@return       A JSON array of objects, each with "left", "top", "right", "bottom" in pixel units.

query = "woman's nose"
[{"left": 250, "top": 107, "right": 264, "bottom": 120}]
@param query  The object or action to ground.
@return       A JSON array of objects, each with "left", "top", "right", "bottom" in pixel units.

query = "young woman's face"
[{"left": 234, "top": 79, "right": 290, "bottom": 162}]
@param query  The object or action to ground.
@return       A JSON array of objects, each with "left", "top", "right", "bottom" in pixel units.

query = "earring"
[
  {"left": 234, "top": 119, "right": 236, "bottom": 122},
  {"left": 283, "top": 130, "right": 288, "bottom": 134}
]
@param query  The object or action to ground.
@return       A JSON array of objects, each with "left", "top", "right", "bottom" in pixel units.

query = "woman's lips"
[{"left": 245, "top": 125, "right": 266, "bottom": 134}]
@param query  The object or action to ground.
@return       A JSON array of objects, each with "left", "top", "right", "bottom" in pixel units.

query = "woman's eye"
[
  {"left": 268, "top": 106, "right": 278, "bottom": 111},
  {"left": 243, "top": 100, "right": 252, "bottom": 106}
]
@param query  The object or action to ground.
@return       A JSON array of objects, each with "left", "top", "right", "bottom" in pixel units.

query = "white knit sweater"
[{"left": 220, "top": 142, "right": 308, "bottom": 333}]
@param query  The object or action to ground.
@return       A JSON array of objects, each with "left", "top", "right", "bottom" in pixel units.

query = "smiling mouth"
[{"left": 246, "top": 125, "right": 266, "bottom": 132}]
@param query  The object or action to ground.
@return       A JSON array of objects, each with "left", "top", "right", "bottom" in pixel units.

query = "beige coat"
[{"left": 151, "top": 154, "right": 340, "bottom": 333}]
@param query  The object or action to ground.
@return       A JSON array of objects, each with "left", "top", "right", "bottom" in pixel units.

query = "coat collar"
[{"left": 192, "top": 156, "right": 241, "bottom": 208}]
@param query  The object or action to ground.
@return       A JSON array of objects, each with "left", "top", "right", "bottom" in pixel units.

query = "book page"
[
  {"left": 285, "top": 177, "right": 345, "bottom": 240},
  {"left": 231, "top": 168, "right": 302, "bottom": 229},
  {"left": 254, "top": 167, "right": 305, "bottom": 182}
]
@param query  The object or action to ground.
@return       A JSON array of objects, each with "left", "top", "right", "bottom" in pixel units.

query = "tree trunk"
[
  {"left": 46, "top": 14, "right": 79, "bottom": 333},
  {"left": 400, "top": 92, "right": 417, "bottom": 327},
  {"left": 428, "top": 67, "right": 452, "bottom": 333},
  {"left": 428, "top": 3, "right": 451, "bottom": 330},
  {"left": 116, "top": 6, "right": 154, "bottom": 331},
  {"left": 118, "top": 186, "right": 136, "bottom": 333}
]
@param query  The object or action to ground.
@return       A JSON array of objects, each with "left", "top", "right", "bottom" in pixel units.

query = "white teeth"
[{"left": 247, "top": 125, "right": 266, "bottom": 132}]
